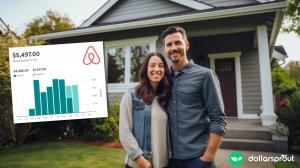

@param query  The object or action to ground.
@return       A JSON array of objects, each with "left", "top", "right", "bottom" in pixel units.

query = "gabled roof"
[
  {"left": 274, "top": 45, "right": 288, "bottom": 56},
  {"left": 170, "top": 0, "right": 213, "bottom": 10},
  {"left": 272, "top": 45, "right": 288, "bottom": 62},
  {"left": 80, "top": 0, "right": 214, "bottom": 27},
  {"left": 80, "top": 0, "right": 277, "bottom": 28},
  {"left": 30, "top": 0, "right": 286, "bottom": 41}
]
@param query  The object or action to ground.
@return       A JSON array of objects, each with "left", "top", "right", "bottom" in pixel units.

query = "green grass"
[
  {"left": 274, "top": 161, "right": 300, "bottom": 168},
  {"left": 0, "top": 141, "right": 126, "bottom": 168}
]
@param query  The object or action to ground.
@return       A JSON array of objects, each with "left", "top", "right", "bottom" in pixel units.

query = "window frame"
[{"left": 104, "top": 36, "right": 157, "bottom": 93}]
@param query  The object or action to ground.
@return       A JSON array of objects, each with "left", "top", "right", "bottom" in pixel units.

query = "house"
[
  {"left": 273, "top": 45, "right": 288, "bottom": 65},
  {"left": 30, "top": 0, "right": 287, "bottom": 128}
]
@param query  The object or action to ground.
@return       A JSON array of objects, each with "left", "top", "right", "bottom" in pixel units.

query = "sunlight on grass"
[
  {"left": 0, "top": 142, "right": 126, "bottom": 168},
  {"left": 274, "top": 161, "right": 300, "bottom": 168}
]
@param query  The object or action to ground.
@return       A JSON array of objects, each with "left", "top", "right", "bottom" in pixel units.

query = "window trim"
[{"left": 104, "top": 36, "right": 157, "bottom": 93}]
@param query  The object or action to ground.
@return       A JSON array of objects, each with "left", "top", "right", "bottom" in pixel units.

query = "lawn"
[
  {"left": 0, "top": 141, "right": 126, "bottom": 168},
  {"left": 274, "top": 161, "right": 300, "bottom": 168}
]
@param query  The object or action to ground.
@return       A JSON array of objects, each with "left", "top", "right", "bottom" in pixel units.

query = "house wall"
[
  {"left": 240, "top": 49, "right": 262, "bottom": 115},
  {"left": 94, "top": 0, "right": 191, "bottom": 24}
]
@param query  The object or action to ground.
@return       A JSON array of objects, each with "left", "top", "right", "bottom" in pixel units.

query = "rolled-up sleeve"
[
  {"left": 119, "top": 91, "right": 143, "bottom": 160},
  {"left": 203, "top": 70, "right": 227, "bottom": 136}
]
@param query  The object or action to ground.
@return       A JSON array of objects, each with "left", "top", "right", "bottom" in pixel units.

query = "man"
[{"left": 162, "top": 26, "right": 226, "bottom": 168}]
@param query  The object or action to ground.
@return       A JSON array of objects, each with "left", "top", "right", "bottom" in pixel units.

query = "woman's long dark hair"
[{"left": 136, "top": 52, "right": 171, "bottom": 108}]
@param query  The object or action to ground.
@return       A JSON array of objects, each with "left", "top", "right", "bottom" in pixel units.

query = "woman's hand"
[{"left": 135, "top": 155, "right": 152, "bottom": 168}]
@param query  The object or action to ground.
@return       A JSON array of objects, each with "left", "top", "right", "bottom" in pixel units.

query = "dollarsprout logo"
[{"left": 229, "top": 151, "right": 245, "bottom": 166}]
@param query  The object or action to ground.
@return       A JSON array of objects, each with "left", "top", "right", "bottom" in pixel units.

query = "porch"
[{"left": 221, "top": 118, "right": 286, "bottom": 152}]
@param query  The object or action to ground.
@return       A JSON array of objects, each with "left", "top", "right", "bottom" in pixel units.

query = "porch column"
[{"left": 257, "top": 25, "right": 276, "bottom": 126}]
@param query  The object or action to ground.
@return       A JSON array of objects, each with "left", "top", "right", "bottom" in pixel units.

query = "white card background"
[{"left": 9, "top": 42, "right": 108, "bottom": 123}]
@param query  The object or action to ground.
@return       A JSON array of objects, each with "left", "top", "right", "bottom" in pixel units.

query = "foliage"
[
  {"left": 0, "top": 35, "right": 40, "bottom": 147},
  {"left": 0, "top": 142, "right": 125, "bottom": 168},
  {"left": 89, "top": 103, "right": 120, "bottom": 142},
  {"left": 276, "top": 92, "right": 300, "bottom": 145},
  {"left": 272, "top": 65, "right": 297, "bottom": 97},
  {"left": 283, "top": 0, "right": 300, "bottom": 36},
  {"left": 287, "top": 61, "right": 300, "bottom": 85},
  {"left": 274, "top": 161, "right": 300, "bottom": 168},
  {"left": 28, "top": 121, "right": 76, "bottom": 143},
  {"left": 270, "top": 121, "right": 289, "bottom": 136},
  {"left": 23, "top": 10, "right": 75, "bottom": 38},
  {"left": 70, "top": 103, "right": 120, "bottom": 142}
]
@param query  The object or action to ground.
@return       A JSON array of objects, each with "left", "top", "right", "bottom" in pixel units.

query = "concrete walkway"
[{"left": 214, "top": 149, "right": 300, "bottom": 168}]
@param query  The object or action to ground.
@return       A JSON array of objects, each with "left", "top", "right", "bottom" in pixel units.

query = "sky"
[{"left": 1, "top": 0, "right": 299, "bottom": 62}]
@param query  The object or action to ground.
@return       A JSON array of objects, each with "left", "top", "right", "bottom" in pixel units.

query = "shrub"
[
  {"left": 78, "top": 103, "right": 120, "bottom": 142},
  {"left": 91, "top": 103, "right": 120, "bottom": 142},
  {"left": 272, "top": 67, "right": 297, "bottom": 98},
  {"left": 276, "top": 91, "right": 300, "bottom": 145}
]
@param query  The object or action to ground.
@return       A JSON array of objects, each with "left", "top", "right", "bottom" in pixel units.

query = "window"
[
  {"left": 107, "top": 47, "right": 125, "bottom": 83},
  {"left": 105, "top": 36, "right": 157, "bottom": 92},
  {"left": 130, "top": 45, "right": 150, "bottom": 82}
]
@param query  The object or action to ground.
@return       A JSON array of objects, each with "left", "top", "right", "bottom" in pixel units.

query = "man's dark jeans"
[
  {"left": 125, "top": 164, "right": 133, "bottom": 168},
  {"left": 168, "top": 157, "right": 216, "bottom": 168}
]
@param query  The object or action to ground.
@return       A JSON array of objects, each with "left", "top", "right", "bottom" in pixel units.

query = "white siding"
[{"left": 241, "top": 50, "right": 262, "bottom": 115}]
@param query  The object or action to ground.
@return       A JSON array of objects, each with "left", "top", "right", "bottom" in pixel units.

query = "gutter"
[{"left": 30, "top": 1, "right": 287, "bottom": 40}]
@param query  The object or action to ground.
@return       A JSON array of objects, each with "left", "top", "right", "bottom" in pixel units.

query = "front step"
[
  {"left": 225, "top": 129, "right": 272, "bottom": 140},
  {"left": 221, "top": 138, "right": 274, "bottom": 152},
  {"left": 221, "top": 119, "right": 275, "bottom": 152}
]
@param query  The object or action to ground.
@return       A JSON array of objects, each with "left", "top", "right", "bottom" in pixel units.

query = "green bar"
[
  {"left": 52, "top": 79, "right": 60, "bottom": 114},
  {"left": 59, "top": 79, "right": 67, "bottom": 114},
  {"left": 72, "top": 85, "right": 79, "bottom": 112},
  {"left": 67, "top": 98, "right": 73, "bottom": 113},
  {"left": 47, "top": 87, "right": 54, "bottom": 115},
  {"left": 29, "top": 109, "right": 35, "bottom": 116},
  {"left": 66, "top": 86, "right": 72, "bottom": 98},
  {"left": 41, "top": 92, "right": 48, "bottom": 115},
  {"left": 33, "top": 80, "right": 41, "bottom": 115}
]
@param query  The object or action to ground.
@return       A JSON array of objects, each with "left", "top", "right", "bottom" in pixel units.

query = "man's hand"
[
  {"left": 135, "top": 155, "right": 152, "bottom": 168},
  {"left": 200, "top": 153, "right": 214, "bottom": 162},
  {"left": 200, "top": 133, "right": 223, "bottom": 162}
]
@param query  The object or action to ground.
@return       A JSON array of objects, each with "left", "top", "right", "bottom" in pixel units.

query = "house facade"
[{"left": 30, "top": 0, "right": 287, "bottom": 126}]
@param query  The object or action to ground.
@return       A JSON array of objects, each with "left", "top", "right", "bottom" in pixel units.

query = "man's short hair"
[{"left": 162, "top": 26, "right": 188, "bottom": 42}]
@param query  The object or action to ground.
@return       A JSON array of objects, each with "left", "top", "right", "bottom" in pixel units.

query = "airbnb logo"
[{"left": 83, "top": 46, "right": 101, "bottom": 65}]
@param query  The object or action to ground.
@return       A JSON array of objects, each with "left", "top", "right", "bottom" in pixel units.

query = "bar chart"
[
  {"left": 28, "top": 79, "right": 80, "bottom": 116},
  {"left": 9, "top": 42, "right": 108, "bottom": 123}
]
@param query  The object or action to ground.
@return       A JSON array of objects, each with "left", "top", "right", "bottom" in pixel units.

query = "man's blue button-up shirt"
[{"left": 167, "top": 62, "right": 226, "bottom": 159}]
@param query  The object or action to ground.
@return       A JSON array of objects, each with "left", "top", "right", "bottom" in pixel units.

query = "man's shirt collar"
[{"left": 170, "top": 62, "right": 194, "bottom": 76}]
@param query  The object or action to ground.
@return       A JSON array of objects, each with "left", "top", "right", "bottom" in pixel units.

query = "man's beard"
[{"left": 168, "top": 49, "right": 183, "bottom": 64}]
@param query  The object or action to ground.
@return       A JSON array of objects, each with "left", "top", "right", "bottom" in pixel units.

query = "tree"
[
  {"left": 0, "top": 34, "right": 39, "bottom": 147},
  {"left": 23, "top": 10, "right": 75, "bottom": 38},
  {"left": 272, "top": 62, "right": 297, "bottom": 97},
  {"left": 283, "top": 0, "right": 300, "bottom": 36},
  {"left": 287, "top": 61, "right": 300, "bottom": 84}
]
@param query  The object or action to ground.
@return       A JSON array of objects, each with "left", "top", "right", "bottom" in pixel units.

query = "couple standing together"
[{"left": 119, "top": 26, "right": 227, "bottom": 168}]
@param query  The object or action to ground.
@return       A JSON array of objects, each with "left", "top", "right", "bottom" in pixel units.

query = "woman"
[{"left": 119, "top": 52, "right": 172, "bottom": 168}]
